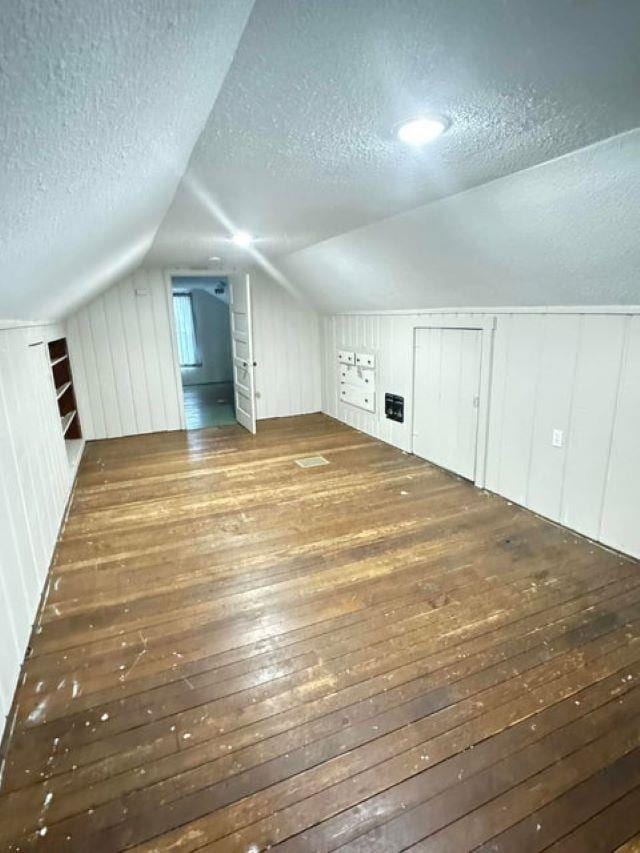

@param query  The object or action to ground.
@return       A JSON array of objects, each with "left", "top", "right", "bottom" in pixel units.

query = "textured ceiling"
[
  {"left": 278, "top": 130, "right": 640, "bottom": 312},
  {"left": 0, "top": 0, "right": 254, "bottom": 320},
  {"left": 147, "top": 0, "right": 640, "bottom": 272},
  {"left": 3, "top": 0, "right": 640, "bottom": 320}
]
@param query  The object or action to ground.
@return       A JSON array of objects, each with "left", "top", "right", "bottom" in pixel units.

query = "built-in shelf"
[
  {"left": 56, "top": 381, "right": 72, "bottom": 400},
  {"left": 61, "top": 410, "right": 77, "bottom": 436},
  {"left": 49, "top": 337, "right": 82, "bottom": 442}
]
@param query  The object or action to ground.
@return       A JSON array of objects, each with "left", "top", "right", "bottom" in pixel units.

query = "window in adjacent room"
[{"left": 172, "top": 292, "right": 201, "bottom": 367}]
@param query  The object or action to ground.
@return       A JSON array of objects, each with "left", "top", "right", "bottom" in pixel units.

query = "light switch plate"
[{"left": 552, "top": 429, "right": 564, "bottom": 448}]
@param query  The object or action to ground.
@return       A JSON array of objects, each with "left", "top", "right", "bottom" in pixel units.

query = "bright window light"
[
  {"left": 397, "top": 116, "right": 448, "bottom": 146},
  {"left": 172, "top": 293, "right": 201, "bottom": 367}
]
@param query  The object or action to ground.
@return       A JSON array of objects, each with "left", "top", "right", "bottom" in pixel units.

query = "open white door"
[{"left": 229, "top": 273, "right": 256, "bottom": 434}]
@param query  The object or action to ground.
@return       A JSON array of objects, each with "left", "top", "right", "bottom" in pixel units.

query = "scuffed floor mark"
[
  {"left": 121, "top": 630, "right": 148, "bottom": 682},
  {"left": 27, "top": 698, "right": 49, "bottom": 725}
]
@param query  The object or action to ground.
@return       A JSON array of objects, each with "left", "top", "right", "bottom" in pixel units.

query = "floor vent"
[{"left": 295, "top": 455, "right": 330, "bottom": 468}]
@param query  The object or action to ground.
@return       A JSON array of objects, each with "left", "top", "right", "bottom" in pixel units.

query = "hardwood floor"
[
  {"left": 182, "top": 382, "right": 235, "bottom": 430},
  {"left": 1, "top": 413, "right": 639, "bottom": 852}
]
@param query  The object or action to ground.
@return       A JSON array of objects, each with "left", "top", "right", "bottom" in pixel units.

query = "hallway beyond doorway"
[{"left": 183, "top": 381, "right": 235, "bottom": 429}]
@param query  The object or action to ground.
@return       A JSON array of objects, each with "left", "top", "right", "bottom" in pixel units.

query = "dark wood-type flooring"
[
  {"left": 1, "top": 413, "right": 639, "bottom": 851},
  {"left": 182, "top": 382, "right": 235, "bottom": 430}
]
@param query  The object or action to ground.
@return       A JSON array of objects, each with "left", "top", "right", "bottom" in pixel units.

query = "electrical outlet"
[{"left": 552, "top": 429, "right": 564, "bottom": 448}]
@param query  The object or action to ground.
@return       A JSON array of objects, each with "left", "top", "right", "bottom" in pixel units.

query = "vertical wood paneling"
[
  {"left": 323, "top": 309, "right": 640, "bottom": 558},
  {"left": 601, "top": 315, "right": 640, "bottom": 556},
  {"left": 526, "top": 315, "right": 581, "bottom": 519},
  {"left": 0, "top": 323, "right": 75, "bottom": 735},
  {"left": 488, "top": 314, "right": 544, "bottom": 505},
  {"left": 251, "top": 272, "right": 322, "bottom": 420},
  {"left": 65, "top": 314, "right": 96, "bottom": 439},
  {"left": 103, "top": 284, "right": 137, "bottom": 436},
  {"left": 68, "top": 269, "right": 319, "bottom": 437},
  {"left": 151, "top": 276, "right": 182, "bottom": 431},
  {"left": 118, "top": 278, "right": 154, "bottom": 434},
  {"left": 562, "top": 315, "right": 627, "bottom": 539},
  {"left": 89, "top": 299, "right": 122, "bottom": 438},
  {"left": 66, "top": 270, "right": 183, "bottom": 439}
]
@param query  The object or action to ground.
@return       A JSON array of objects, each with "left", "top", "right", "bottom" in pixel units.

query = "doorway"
[
  {"left": 171, "top": 276, "right": 235, "bottom": 430},
  {"left": 412, "top": 327, "right": 483, "bottom": 481}
]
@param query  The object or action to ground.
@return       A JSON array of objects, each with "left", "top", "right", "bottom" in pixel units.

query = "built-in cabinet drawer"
[
  {"left": 340, "top": 384, "right": 375, "bottom": 412},
  {"left": 339, "top": 364, "right": 374, "bottom": 389},
  {"left": 355, "top": 352, "right": 375, "bottom": 368},
  {"left": 338, "top": 350, "right": 355, "bottom": 365}
]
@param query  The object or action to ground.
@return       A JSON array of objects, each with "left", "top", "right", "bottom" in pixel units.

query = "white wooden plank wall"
[
  {"left": 252, "top": 272, "right": 322, "bottom": 419},
  {"left": 66, "top": 270, "right": 183, "bottom": 439},
  {"left": 67, "top": 269, "right": 322, "bottom": 438},
  {"left": 0, "top": 323, "right": 73, "bottom": 735},
  {"left": 322, "top": 310, "right": 640, "bottom": 558}
]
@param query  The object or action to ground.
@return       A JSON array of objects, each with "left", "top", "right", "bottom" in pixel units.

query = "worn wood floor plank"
[{"left": 0, "top": 413, "right": 638, "bottom": 852}]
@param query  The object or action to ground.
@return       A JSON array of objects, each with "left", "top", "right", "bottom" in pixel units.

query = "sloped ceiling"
[
  {"left": 147, "top": 0, "right": 640, "bottom": 299},
  {"left": 3, "top": 0, "right": 640, "bottom": 320},
  {"left": 0, "top": 0, "right": 254, "bottom": 320},
  {"left": 278, "top": 129, "right": 640, "bottom": 312}
]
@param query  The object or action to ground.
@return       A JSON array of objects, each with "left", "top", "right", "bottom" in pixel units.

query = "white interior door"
[
  {"left": 412, "top": 327, "right": 482, "bottom": 480},
  {"left": 229, "top": 273, "right": 256, "bottom": 434}
]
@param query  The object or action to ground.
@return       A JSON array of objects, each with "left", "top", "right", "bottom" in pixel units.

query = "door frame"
[
  {"left": 163, "top": 268, "right": 234, "bottom": 431},
  {"left": 410, "top": 317, "right": 496, "bottom": 488}
]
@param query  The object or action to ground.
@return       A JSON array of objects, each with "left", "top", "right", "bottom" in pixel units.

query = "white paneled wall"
[
  {"left": 67, "top": 268, "right": 322, "bottom": 439},
  {"left": 0, "top": 322, "right": 76, "bottom": 735},
  {"left": 66, "top": 269, "right": 183, "bottom": 440},
  {"left": 322, "top": 309, "right": 640, "bottom": 558},
  {"left": 252, "top": 271, "right": 322, "bottom": 419},
  {"left": 323, "top": 312, "right": 482, "bottom": 453}
]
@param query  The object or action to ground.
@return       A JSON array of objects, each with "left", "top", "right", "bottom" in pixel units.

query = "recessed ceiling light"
[
  {"left": 208, "top": 256, "right": 221, "bottom": 261},
  {"left": 231, "top": 230, "right": 253, "bottom": 247},
  {"left": 397, "top": 115, "right": 449, "bottom": 146}
]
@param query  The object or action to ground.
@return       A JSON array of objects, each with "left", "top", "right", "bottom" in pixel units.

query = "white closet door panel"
[
  {"left": 413, "top": 328, "right": 481, "bottom": 480},
  {"left": 457, "top": 329, "right": 483, "bottom": 479}
]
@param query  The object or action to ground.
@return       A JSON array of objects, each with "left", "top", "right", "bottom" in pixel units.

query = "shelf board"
[
  {"left": 50, "top": 354, "right": 68, "bottom": 367},
  {"left": 56, "top": 381, "right": 72, "bottom": 400},
  {"left": 61, "top": 410, "right": 77, "bottom": 436}
]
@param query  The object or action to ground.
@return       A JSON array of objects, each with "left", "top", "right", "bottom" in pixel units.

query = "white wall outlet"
[{"left": 552, "top": 428, "right": 564, "bottom": 448}]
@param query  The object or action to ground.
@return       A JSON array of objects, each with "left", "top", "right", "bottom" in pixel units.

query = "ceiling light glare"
[
  {"left": 208, "top": 255, "right": 221, "bottom": 261},
  {"left": 397, "top": 115, "right": 448, "bottom": 146},
  {"left": 231, "top": 230, "right": 253, "bottom": 247}
]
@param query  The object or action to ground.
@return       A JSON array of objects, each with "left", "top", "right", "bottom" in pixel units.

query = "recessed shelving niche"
[{"left": 48, "top": 338, "right": 82, "bottom": 448}]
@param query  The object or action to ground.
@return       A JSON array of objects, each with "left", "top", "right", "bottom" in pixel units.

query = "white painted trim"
[
  {"left": 331, "top": 305, "right": 640, "bottom": 317},
  {"left": 162, "top": 266, "right": 239, "bottom": 279},
  {"left": 163, "top": 272, "right": 188, "bottom": 431},
  {"left": 0, "top": 319, "right": 47, "bottom": 330}
]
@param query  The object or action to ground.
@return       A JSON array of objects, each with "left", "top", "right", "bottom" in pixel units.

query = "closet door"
[{"left": 412, "top": 328, "right": 482, "bottom": 481}]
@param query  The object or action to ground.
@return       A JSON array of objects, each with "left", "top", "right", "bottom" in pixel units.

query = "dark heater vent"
[{"left": 385, "top": 393, "right": 404, "bottom": 423}]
